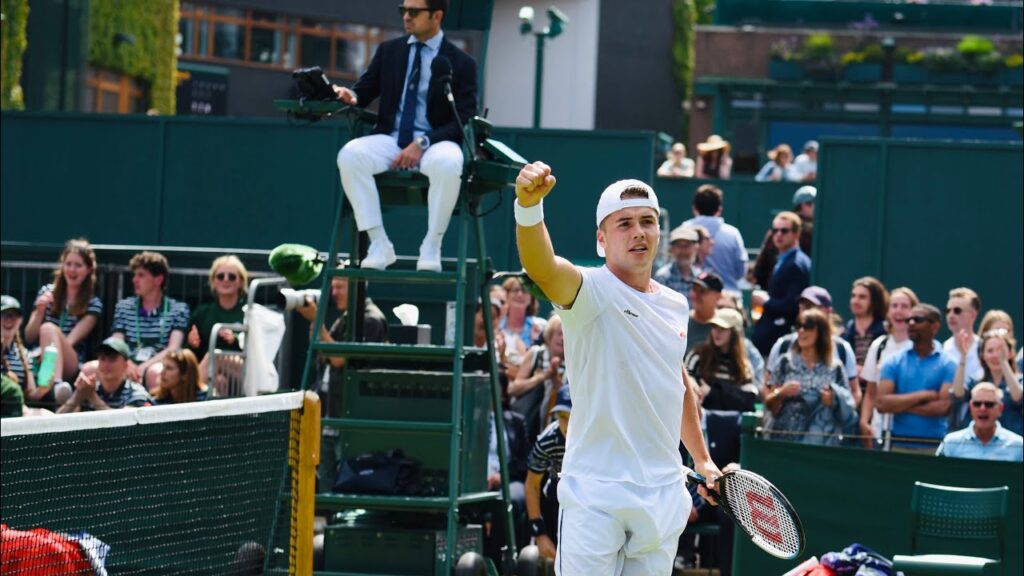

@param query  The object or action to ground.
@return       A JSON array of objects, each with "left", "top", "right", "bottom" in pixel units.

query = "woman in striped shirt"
[{"left": 24, "top": 239, "right": 103, "bottom": 385}]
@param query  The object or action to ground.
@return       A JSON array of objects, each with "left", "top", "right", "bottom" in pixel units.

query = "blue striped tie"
[{"left": 397, "top": 42, "right": 425, "bottom": 149}]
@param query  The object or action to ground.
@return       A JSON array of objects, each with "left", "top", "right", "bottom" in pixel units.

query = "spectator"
[
  {"left": 942, "top": 287, "right": 983, "bottom": 381},
  {"left": 765, "top": 286, "right": 859, "bottom": 404},
  {"left": 842, "top": 277, "right": 889, "bottom": 371},
  {"left": 188, "top": 255, "right": 248, "bottom": 361},
  {"left": 332, "top": 0, "right": 477, "bottom": 272},
  {"left": 754, "top": 144, "right": 798, "bottom": 182},
  {"left": 99, "top": 251, "right": 190, "bottom": 391},
  {"left": 510, "top": 315, "right": 564, "bottom": 445},
  {"left": 58, "top": 338, "right": 153, "bottom": 412},
  {"left": 654, "top": 225, "right": 702, "bottom": 304},
  {"left": 1, "top": 367, "right": 24, "bottom": 418},
  {"left": 860, "top": 287, "right": 919, "bottom": 448},
  {"left": 791, "top": 185, "right": 816, "bottom": 256},
  {"left": 474, "top": 299, "right": 504, "bottom": 350},
  {"left": 657, "top": 142, "right": 695, "bottom": 178},
  {"left": 877, "top": 304, "right": 956, "bottom": 453},
  {"left": 792, "top": 140, "right": 818, "bottom": 182},
  {"left": 691, "top": 224, "right": 714, "bottom": 272},
  {"left": 525, "top": 386, "right": 571, "bottom": 561},
  {"left": 296, "top": 272, "right": 388, "bottom": 412},
  {"left": 936, "top": 383, "right": 1023, "bottom": 462},
  {"left": 685, "top": 308, "right": 758, "bottom": 412},
  {"left": 951, "top": 329, "right": 1022, "bottom": 435},
  {"left": 483, "top": 398, "right": 530, "bottom": 566},
  {"left": 686, "top": 272, "right": 724, "bottom": 354},
  {"left": 2, "top": 296, "right": 36, "bottom": 398},
  {"left": 716, "top": 294, "right": 766, "bottom": 392},
  {"left": 749, "top": 230, "right": 778, "bottom": 291},
  {"left": 682, "top": 184, "right": 748, "bottom": 293},
  {"left": 500, "top": 276, "right": 546, "bottom": 370},
  {"left": 751, "top": 212, "right": 810, "bottom": 356},
  {"left": 24, "top": 239, "right": 102, "bottom": 386},
  {"left": 694, "top": 135, "right": 733, "bottom": 179},
  {"left": 978, "top": 309, "right": 1014, "bottom": 341},
  {"left": 763, "top": 308, "right": 856, "bottom": 445},
  {"left": 150, "top": 349, "right": 208, "bottom": 405}
]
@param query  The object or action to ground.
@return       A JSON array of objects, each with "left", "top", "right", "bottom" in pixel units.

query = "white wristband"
[{"left": 514, "top": 198, "right": 544, "bottom": 227}]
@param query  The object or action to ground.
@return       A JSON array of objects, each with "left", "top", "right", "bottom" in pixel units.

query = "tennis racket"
[{"left": 687, "top": 470, "right": 806, "bottom": 560}]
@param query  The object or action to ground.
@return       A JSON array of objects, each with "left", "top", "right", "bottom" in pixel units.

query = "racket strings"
[{"left": 724, "top": 475, "right": 802, "bottom": 558}]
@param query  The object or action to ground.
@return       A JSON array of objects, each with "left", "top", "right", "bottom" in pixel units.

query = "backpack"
[{"left": 873, "top": 335, "right": 890, "bottom": 366}]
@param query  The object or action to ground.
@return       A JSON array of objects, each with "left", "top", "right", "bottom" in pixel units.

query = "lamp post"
[{"left": 519, "top": 6, "right": 569, "bottom": 129}]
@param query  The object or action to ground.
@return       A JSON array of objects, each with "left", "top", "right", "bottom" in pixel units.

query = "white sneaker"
[
  {"left": 361, "top": 239, "right": 396, "bottom": 270},
  {"left": 416, "top": 239, "right": 442, "bottom": 272}
]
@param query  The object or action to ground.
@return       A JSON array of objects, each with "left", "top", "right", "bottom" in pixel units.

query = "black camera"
[{"left": 292, "top": 66, "right": 336, "bottom": 101}]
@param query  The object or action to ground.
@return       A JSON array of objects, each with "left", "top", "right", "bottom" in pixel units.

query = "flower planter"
[
  {"left": 893, "top": 64, "right": 927, "bottom": 84},
  {"left": 843, "top": 63, "right": 882, "bottom": 83},
  {"left": 802, "top": 62, "right": 840, "bottom": 82},
  {"left": 970, "top": 71, "right": 1000, "bottom": 87},
  {"left": 769, "top": 60, "right": 803, "bottom": 82}
]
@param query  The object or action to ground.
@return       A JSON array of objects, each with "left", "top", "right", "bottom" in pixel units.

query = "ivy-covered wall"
[
  {"left": 672, "top": 0, "right": 696, "bottom": 140},
  {"left": 1, "top": 0, "right": 29, "bottom": 110},
  {"left": 89, "top": 0, "right": 178, "bottom": 114}
]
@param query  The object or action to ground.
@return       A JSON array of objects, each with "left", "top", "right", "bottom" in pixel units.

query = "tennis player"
[{"left": 514, "top": 161, "right": 723, "bottom": 575}]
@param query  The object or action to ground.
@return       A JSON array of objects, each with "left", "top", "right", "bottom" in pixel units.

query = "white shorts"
[{"left": 555, "top": 475, "right": 692, "bottom": 576}]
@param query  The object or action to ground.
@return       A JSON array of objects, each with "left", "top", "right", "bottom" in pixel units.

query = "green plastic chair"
[{"left": 892, "top": 481, "right": 1008, "bottom": 576}]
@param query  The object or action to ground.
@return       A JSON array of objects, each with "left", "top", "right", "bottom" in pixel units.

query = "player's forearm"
[
  {"left": 680, "top": 373, "right": 712, "bottom": 465},
  {"left": 517, "top": 222, "right": 559, "bottom": 283}
]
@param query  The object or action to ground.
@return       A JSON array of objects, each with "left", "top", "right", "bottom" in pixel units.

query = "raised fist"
[{"left": 515, "top": 161, "right": 556, "bottom": 207}]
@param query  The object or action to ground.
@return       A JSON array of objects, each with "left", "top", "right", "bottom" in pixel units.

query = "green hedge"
[
  {"left": 89, "top": 0, "right": 178, "bottom": 114},
  {"left": 672, "top": 0, "right": 696, "bottom": 140},
  {"left": 1, "top": 0, "right": 29, "bottom": 110}
]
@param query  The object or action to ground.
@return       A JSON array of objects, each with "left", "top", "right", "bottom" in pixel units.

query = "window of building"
[
  {"left": 83, "top": 68, "right": 147, "bottom": 114},
  {"left": 178, "top": 3, "right": 416, "bottom": 81}
]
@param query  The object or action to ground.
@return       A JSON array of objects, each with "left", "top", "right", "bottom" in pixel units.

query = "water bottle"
[{"left": 37, "top": 344, "right": 58, "bottom": 388}]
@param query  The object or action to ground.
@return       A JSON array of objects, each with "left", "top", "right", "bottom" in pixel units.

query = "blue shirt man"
[
  {"left": 878, "top": 304, "right": 956, "bottom": 450},
  {"left": 682, "top": 184, "right": 747, "bottom": 293},
  {"left": 937, "top": 383, "right": 1024, "bottom": 462}
]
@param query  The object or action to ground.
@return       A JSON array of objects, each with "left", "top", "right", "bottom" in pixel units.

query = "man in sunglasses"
[
  {"left": 936, "top": 382, "right": 1023, "bottom": 461},
  {"left": 942, "top": 287, "right": 983, "bottom": 381},
  {"left": 876, "top": 304, "right": 957, "bottom": 453},
  {"left": 751, "top": 211, "right": 810, "bottom": 357},
  {"left": 332, "top": 0, "right": 477, "bottom": 272}
]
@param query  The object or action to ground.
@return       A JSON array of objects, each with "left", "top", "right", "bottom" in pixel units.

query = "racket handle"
[{"left": 687, "top": 471, "right": 707, "bottom": 487}]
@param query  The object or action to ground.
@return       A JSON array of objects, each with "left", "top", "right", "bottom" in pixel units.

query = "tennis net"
[{"left": 1, "top": 391, "right": 319, "bottom": 575}]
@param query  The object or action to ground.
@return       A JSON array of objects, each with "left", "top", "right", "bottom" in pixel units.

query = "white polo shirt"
[{"left": 557, "top": 265, "right": 690, "bottom": 487}]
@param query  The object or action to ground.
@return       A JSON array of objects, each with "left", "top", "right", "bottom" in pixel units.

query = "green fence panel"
[
  {"left": 815, "top": 138, "right": 1024, "bottom": 344},
  {"left": 653, "top": 177, "right": 801, "bottom": 250},
  {"left": 735, "top": 436, "right": 1024, "bottom": 576},
  {"left": 0, "top": 113, "right": 164, "bottom": 244}
]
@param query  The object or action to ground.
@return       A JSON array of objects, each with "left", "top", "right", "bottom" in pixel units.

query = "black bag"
[{"left": 332, "top": 449, "right": 420, "bottom": 495}]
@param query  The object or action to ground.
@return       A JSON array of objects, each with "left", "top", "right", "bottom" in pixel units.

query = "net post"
[{"left": 295, "top": 391, "right": 321, "bottom": 574}]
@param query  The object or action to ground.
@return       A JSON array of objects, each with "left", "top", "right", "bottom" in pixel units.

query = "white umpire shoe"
[
  {"left": 416, "top": 239, "right": 443, "bottom": 272},
  {"left": 361, "top": 239, "right": 396, "bottom": 270}
]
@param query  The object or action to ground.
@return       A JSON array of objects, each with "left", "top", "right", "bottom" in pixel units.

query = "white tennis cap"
[{"left": 595, "top": 179, "right": 660, "bottom": 257}]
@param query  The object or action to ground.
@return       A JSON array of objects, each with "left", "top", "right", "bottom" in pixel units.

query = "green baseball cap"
[
  {"left": 95, "top": 337, "right": 131, "bottom": 360},
  {"left": 268, "top": 244, "right": 325, "bottom": 287}
]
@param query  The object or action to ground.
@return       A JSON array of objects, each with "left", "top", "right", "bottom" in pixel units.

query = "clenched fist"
[{"left": 515, "top": 161, "right": 556, "bottom": 207}]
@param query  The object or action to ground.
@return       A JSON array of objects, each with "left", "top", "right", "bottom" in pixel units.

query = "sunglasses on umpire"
[
  {"left": 215, "top": 272, "right": 238, "bottom": 282},
  {"left": 397, "top": 5, "right": 435, "bottom": 17},
  {"left": 971, "top": 400, "right": 997, "bottom": 409}
]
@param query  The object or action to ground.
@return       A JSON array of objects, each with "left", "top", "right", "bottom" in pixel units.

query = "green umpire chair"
[{"left": 892, "top": 481, "right": 1008, "bottom": 576}]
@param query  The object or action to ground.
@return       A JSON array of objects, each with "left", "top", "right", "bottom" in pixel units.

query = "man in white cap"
[
  {"left": 654, "top": 224, "right": 703, "bottom": 305},
  {"left": 513, "top": 161, "right": 722, "bottom": 575},
  {"left": 793, "top": 140, "right": 818, "bottom": 182}
]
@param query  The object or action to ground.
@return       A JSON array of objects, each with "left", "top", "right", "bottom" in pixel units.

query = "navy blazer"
[
  {"left": 351, "top": 35, "right": 477, "bottom": 145},
  {"left": 752, "top": 248, "right": 811, "bottom": 356}
]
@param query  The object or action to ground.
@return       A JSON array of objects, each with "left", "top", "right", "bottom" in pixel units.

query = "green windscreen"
[{"left": 1, "top": 398, "right": 300, "bottom": 575}]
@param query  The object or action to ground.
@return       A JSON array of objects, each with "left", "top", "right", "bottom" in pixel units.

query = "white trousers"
[
  {"left": 555, "top": 475, "right": 691, "bottom": 576},
  {"left": 337, "top": 133, "right": 463, "bottom": 238}
]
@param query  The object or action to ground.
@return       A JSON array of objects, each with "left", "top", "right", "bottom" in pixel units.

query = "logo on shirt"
[{"left": 623, "top": 308, "right": 639, "bottom": 318}]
